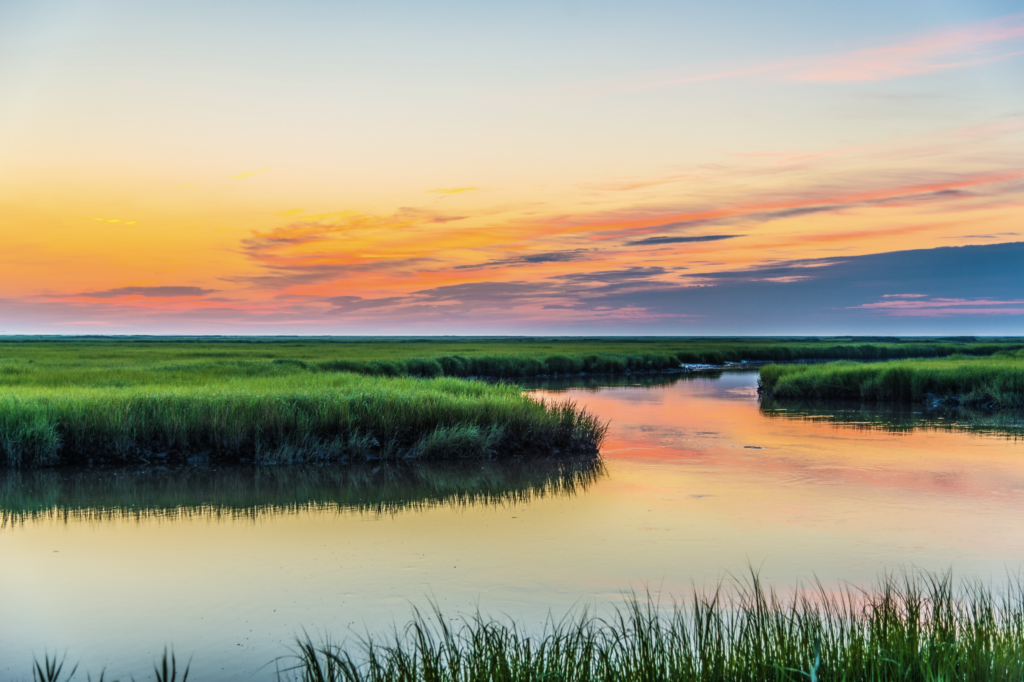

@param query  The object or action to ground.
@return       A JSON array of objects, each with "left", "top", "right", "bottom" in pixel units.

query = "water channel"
[{"left": 2, "top": 371, "right": 1023, "bottom": 680}]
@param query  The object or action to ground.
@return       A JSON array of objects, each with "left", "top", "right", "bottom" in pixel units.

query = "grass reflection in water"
[
  {"left": 760, "top": 398, "right": 1024, "bottom": 438},
  {"left": 0, "top": 457, "right": 605, "bottom": 526}
]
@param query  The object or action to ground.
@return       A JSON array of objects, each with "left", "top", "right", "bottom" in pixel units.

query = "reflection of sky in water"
[{"left": 3, "top": 371, "right": 1024, "bottom": 680}]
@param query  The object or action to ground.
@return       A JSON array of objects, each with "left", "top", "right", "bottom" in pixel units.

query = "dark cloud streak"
[
  {"left": 453, "top": 250, "right": 590, "bottom": 270},
  {"left": 627, "top": 234, "right": 740, "bottom": 246},
  {"left": 75, "top": 286, "right": 218, "bottom": 298}
]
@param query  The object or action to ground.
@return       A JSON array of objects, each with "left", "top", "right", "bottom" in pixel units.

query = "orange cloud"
[
  {"left": 233, "top": 168, "right": 271, "bottom": 179},
  {"left": 427, "top": 187, "right": 479, "bottom": 194}
]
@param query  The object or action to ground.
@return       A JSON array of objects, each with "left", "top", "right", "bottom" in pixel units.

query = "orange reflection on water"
[{"left": 535, "top": 372, "right": 1024, "bottom": 565}]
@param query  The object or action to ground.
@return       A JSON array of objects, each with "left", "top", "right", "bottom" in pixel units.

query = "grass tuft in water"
[
  {"left": 281, "top": 572, "right": 1024, "bottom": 682},
  {"left": 32, "top": 652, "right": 78, "bottom": 682},
  {"left": 149, "top": 648, "right": 190, "bottom": 682}
]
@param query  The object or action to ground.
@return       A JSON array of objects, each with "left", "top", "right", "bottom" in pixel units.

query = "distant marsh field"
[{"left": 2, "top": 336, "right": 1022, "bottom": 468}]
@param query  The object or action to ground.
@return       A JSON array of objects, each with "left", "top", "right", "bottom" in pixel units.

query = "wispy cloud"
[
  {"left": 12, "top": 243, "right": 1024, "bottom": 333},
  {"left": 793, "top": 14, "right": 1024, "bottom": 82},
  {"left": 77, "top": 217, "right": 138, "bottom": 225},
  {"left": 556, "top": 267, "right": 672, "bottom": 285},
  {"left": 227, "top": 160, "right": 1022, "bottom": 300},
  {"left": 606, "top": 12, "right": 1024, "bottom": 93},
  {"left": 851, "top": 296, "right": 1024, "bottom": 316},
  {"left": 626, "top": 234, "right": 740, "bottom": 246},
  {"left": 233, "top": 167, "right": 271, "bottom": 179},
  {"left": 600, "top": 173, "right": 1016, "bottom": 244},
  {"left": 453, "top": 250, "right": 590, "bottom": 270},
  {"left": 326, "top": 295, "right": 407, "bottom": 313},
  {"left": 72, "top": 286, "right": 218, "bottom": 299},
  {"left": 946, "top": 231, "right": 1021, "bottom": 239},
  {"left": 237, "top": 209, "right": 458, "bottom": 286},
  {"left": 427, "top": 187, "right": 479, "bottom": 195}
]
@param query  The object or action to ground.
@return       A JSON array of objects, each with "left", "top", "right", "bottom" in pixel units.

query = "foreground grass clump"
[
  {"left": 29, "top": 573, "right": 1024, "bottom": 681},
  {"left": 0, "top": 374, "right": 606, "bottom": 467},
  {"left": 286, "top": 572, "right": 1024, "bottom": 682},
  {"left": 759, "top": 352, "right": 1024, "bottom": 408}
]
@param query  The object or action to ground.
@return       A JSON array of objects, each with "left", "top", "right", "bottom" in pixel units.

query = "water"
[{"left": 3, "top": 371, "right": 1023, "bottom": 680}]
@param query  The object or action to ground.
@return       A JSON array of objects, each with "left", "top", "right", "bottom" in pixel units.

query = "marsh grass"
[
  {"left": 0, "top": 374, "right": 607, "bottom": 467},
  {"left": 23, "top": 573, "right": 1024, "bottom": 681},
  {"left": 32, "top": 652, "right": 78, "bottom": 682},
  {"left": 3, "top": 337, "right": 1020, "bottom": 467},
  {"left": 1, "top": 337, "right": 1020, "bottom": 387},
  {"left": 0, "top": 458, "right": 605, "bottom": 526},
  {"left": 759, "top": 353, "right": 1024, "bottom": 408},
  {"left": 284, "top": 572, "right": 1024, "bottom": 682},
  {"left": 31, "top": 648, "right": 187, "bottom": 682}
]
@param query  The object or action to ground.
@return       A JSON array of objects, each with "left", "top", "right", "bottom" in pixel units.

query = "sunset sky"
[{"left": 2, "top": 0, "right": 1023, "bottom": 334}]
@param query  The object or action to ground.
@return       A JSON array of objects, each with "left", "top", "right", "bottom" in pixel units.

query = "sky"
[{"left": 1, "top": 0, "right": 1023, "bottom": 335}]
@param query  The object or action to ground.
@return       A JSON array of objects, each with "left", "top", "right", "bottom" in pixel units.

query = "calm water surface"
[{"left": 2, "top": 371, "right": 1023, "bottom": 680}]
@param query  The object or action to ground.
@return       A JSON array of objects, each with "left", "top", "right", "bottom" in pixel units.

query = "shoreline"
[{"left": 758, "top": 355, "right": 1024, "bottom": 410}]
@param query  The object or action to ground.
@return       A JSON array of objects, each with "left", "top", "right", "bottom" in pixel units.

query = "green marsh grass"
[
  {"left": 3, "top": 337, "right": 1021, "bottom": 467},
  {"left": 26, "top": 573, "right": 1024, "bottom": 681},
  {"left": 759, "top": 352, "right": 1024, "bottom": 408},
  {"left": 285, "top": 572, "right": 1024, "bottom": 682},
  {"left": 31, "top": 648, "right": 187, "bottom": 682},
  {"left": 2, "top": 337, "right": 1021, "bottom": 385},
  {"left": 0, "top": 373, "right": 607, "bottom": 467}
]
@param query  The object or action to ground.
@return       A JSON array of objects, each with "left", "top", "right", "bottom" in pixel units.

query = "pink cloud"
[
  {"left": 618, "top": 12, "right": 1024, "bottom": 91},
  {"left": 852, "top": 297, "right": 1024, "bottom": 316},
  {"left": 793, "top": 13, "right": 1024, "bottom": 82}
]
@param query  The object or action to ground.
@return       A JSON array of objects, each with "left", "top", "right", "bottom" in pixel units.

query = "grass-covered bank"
[
  {"left": 759, "top": 352, "right": 1024, "bottom": 408},
  {"left": 3, "top": 336, "right": 1022, "bottom": 383},
  {"left": 0, "top": 458, "right": 604, "bottom": 524},
  {"left": 0, "top": 374, "right": 606, "bottom": 468},
  {"left": 29, "top": 573, "right": 1024, "bottom": 682},
  {"left": 3, "top": 336, "right": 1022, "bottom": 467}
]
